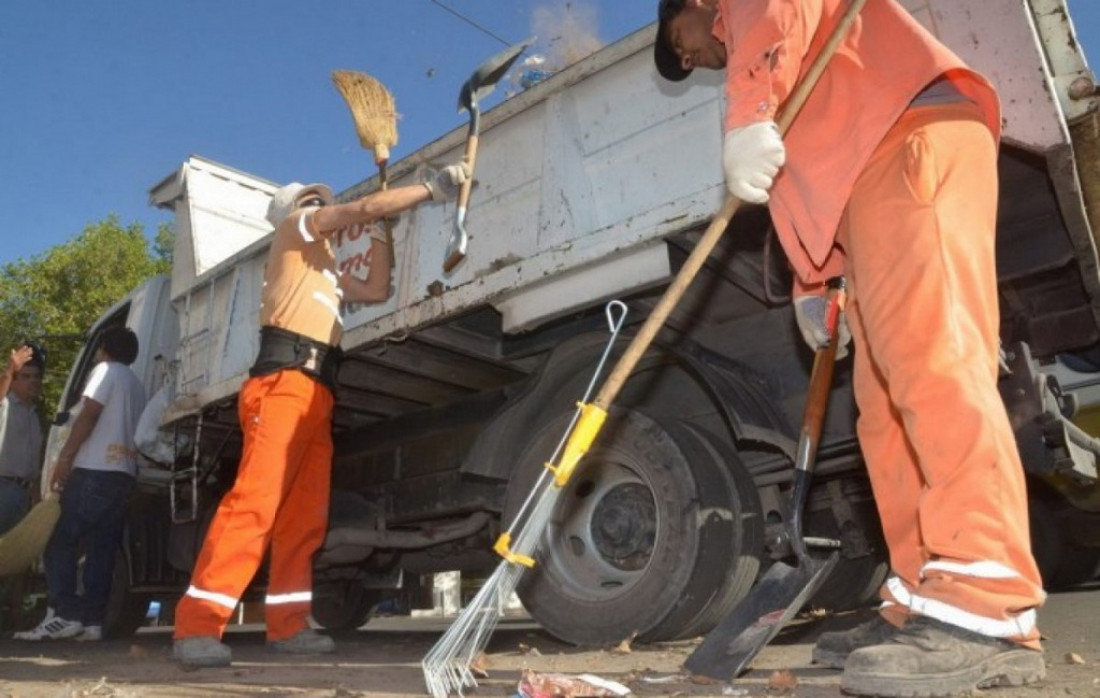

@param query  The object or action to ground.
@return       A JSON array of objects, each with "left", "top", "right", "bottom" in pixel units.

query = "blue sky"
[{"left": 1, "top": 1, "right": 1098, "bottom": 268}]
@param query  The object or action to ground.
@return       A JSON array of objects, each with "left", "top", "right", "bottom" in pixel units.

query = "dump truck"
[{"left": 41, "top": 0, "right": 1100, "bottom": 642}]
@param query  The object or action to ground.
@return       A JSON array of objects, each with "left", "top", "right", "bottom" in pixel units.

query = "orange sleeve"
[{"left": 718, "top": 0, "right": 825, "bottom": 132}]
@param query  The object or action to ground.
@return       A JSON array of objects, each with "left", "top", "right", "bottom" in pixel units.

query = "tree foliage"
[{"left": 0, "top": 216, "right": 173, "bottom": 417}]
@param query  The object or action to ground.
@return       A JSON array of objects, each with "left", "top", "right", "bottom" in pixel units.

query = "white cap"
[{"left": 265, "top": 182, "right": 335, "bottom": 227}]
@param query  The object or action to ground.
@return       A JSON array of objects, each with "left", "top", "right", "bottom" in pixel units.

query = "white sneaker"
[
  {"left": 75, "top": 625, "right": 103, "bottom": 642},
  {"left": 13, "top": 614, "right": 83, "bottom": 641}
]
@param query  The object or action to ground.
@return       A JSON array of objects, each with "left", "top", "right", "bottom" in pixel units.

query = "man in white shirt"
[
  {"left": 15, "top": 327, "right": 146, "bottom": 642},
  {"left": 0, "top": 343, "right": 45, "bottom": 535}
]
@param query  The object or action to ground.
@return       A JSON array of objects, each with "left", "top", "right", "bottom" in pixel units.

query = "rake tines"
[{"left": 421, "top": 491, "right": 556, "bottom": 697}]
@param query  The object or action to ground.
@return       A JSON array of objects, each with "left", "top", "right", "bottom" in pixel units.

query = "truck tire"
[
  {"left": 646, "top": 423, "right": 763, "bottom": 641},
  {"left": 805, "top": 482, "right": 889, "bottom": 612},
  {"left": 104, "top": 553, "right": 152, "bottom": 639},
  {"left": 310, "top": 581, "right": 377, "bottom": 633},
  {"left": 505, "top": 407, "right": 761, "bottom": 646},
  {"left": 809, "top": 554, "right": 888, "bottom": 612},
  {"left": 1029, "top": 492, "right": 1100, "bottom": 589}
]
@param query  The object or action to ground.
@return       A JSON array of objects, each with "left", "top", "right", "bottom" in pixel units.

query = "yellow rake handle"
[
  {"left": 546, "top": 402, "right": 608, "bottom": 488},
  {"left": 492, "top": 402, "right": 608, "bottom": 567},
  {"left": 493, "top": 532, "right": 535, "bottom": 568}
]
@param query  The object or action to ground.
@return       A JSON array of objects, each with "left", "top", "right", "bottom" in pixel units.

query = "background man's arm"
[
  {"left": 50, "top": 398, "right": 104, "bottom": 490},
  {"left": 0, "top": 345, "right": 34, "bottom": 397}
]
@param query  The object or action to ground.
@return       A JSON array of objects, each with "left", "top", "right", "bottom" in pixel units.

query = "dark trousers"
[
  {"left": 0, "top": 476, "right": 31, "bottom": 534},
  {"left": 44, "top": 468, "right": 134, "bottom": 625}
]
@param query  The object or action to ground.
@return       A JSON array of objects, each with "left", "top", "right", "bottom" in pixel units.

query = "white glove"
[
  {"left": 424, "top": 162, "right": 472, "bottom": 202},
  {"left": 723, "top": 121, "right": 786, "bottom": 204},
  {"left": 794, "top": 295, "right": 852, "bottom": 360}
]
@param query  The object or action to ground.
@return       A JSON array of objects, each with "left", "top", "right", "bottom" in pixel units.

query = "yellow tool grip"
[
  {"left": 548, "top": 403, "right": 608, "bottom": 488},
  {"left": 493, "top": 532, "right": 535, "bottom": 568}
]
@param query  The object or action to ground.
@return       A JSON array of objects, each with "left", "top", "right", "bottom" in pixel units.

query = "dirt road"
[{"left": 1, "top": 584, "right": 1097, "bottom": 697}]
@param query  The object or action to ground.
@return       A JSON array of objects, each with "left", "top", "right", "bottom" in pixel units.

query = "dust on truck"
[{"left": 45, "top": 0, "right": 1100, "bottom": 641}]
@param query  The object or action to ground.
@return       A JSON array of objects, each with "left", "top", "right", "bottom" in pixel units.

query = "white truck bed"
[{"left": 150, "top": 1, "right": 1090, "bottom": 424}]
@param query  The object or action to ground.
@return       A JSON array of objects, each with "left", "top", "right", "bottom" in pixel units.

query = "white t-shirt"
[{"left": 73, "top": 361, "right": 147, "bottom": 476}]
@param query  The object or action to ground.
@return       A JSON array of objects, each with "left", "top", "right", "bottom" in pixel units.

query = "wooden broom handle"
[
  {"left": 593, "top": 0, "right": 866, "bottom": 410},
  {"left": 379, "top": 162, "right": 395, "bottom": 268},
  {"left": 457, "top": 133, "right": 479, "bottom": 211}
]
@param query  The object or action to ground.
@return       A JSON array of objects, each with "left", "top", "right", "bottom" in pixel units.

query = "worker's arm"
[
  {"left": 311, "top": 184, "right": 433, "bottom": 234},
  {"left": 719, "top": 0, "right": 823, "bottom": 131},
  {"left": 50, "top": 397, "right": 104, "bottom": 490},
  {"left": 308, "top": 163, "right": 470, "bottom": 237}
]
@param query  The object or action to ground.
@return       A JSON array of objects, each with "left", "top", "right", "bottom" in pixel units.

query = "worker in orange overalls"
[
  {"left": 654, "top": 1, "right": 1046, "bottom": 695},
  {"left": 172, "top": 162, "right": 469, "bottom": 667}
]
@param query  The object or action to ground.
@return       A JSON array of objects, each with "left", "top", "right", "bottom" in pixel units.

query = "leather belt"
[{"left": 250, "top": 326, "right": 342, "bottom": 392}]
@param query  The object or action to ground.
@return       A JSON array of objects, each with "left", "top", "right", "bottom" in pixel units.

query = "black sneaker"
[
  {"left": 812, "top": 613, "right": 901, "bottom": 669},
  {"left": 841, "top": 616, "right": 1045, "bottom": 697}
]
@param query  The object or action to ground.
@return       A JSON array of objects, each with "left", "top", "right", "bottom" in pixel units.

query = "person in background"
[
  {"left": 0, "top": 344, "right": 45, "bottom": 535},
  {"left": 172, "top": 163, "right": 469, "bottom": 667},
  {"left": 653, "top": 1, "right": 1045, "bottom": 696},
  {"left": 15, "top": 327, "right": 146, "bottom": 642}
]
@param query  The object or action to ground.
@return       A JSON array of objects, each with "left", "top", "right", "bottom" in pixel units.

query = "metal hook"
[{"left": 604, "top": 299, "right": 628, "bottom": 336}]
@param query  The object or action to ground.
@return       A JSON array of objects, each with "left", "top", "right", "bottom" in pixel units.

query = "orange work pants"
[
  {"left": 174, "top": 369, "right": 334, "bottom": 642},
  {"left": 838, "top": 102, "right": 1045, "bottom": 647}
]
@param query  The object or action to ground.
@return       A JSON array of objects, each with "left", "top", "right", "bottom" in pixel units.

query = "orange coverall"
[
  {"left": 174, "top": 208, "right": 341, "bottom": 642},
  {"left": 714, "top": 0, "right": 1044, "bottom": 646}
]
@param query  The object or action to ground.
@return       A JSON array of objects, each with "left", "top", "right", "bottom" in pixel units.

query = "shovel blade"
[
  {"left": 458, "top": 37, "right": 534, "bottom": 113},
  {"left": 683, "top": 551, "right": 839, "bottom": 681}
]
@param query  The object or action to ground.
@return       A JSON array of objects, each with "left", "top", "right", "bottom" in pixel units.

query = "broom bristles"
[
  {"left": 0, "top": 493, "right": 60, "bottom": 577},
  {"left": 332, "top": 69, "right": 398, "bottom": 163}
]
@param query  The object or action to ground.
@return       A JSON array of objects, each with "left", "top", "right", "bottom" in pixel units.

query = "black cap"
[{"left": 655, "top": 0, "right": 692, "bottom": 82}]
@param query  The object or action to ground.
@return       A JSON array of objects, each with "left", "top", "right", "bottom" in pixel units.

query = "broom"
[
  {"left": 0, "top": 493, "right": 60, "bottom": 576},
  {"left": 332, "top": 69, "right": 399, "bottom": 267}
]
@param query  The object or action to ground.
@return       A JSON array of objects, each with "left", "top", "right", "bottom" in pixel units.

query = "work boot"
[
  {"left": 174, "top": 636, "right": 232, "bottom": 668},
  {"left": 268, "top": 628, "right": 335, "bottom": 655},
  {"left": 812, "top": 613, "right": 902, "bottom": 669},
  {"left": 841, "top": 616, "right": 1045, "bottom": 697}
]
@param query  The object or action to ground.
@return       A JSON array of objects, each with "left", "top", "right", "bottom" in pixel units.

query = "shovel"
[
  {"left": 683, "top": 277, "right": 848, "bottom": 681},
  {"left": 442, "top": 37, "right": 533, "bottom": 273}
]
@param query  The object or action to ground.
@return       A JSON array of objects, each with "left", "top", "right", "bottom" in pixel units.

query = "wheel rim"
[{"left": 542, "top": 453, "right": 659, "bottom": 599}]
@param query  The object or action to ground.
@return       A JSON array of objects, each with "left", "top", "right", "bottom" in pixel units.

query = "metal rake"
[{"left": 421, "top": 301, "right": 627, "bottom": 698}]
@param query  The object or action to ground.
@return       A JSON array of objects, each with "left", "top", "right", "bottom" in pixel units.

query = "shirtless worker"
[{"left": 173, "top": 162, "right": 469, "bottom": 667}]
